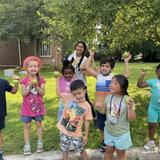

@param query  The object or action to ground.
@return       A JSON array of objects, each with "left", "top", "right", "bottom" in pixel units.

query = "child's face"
[
  {"left": 28, "top": 60, "right": 39, "bottom": 75},
  {"left": 71, "top": 88, "right": 86, "bottom": 102},
  {"left": 100, "top": 63, "right": 112, "bottom": 75},
  {"left": 109, "top": 78, "right": 121, "bottom": 95},
  {"left": 63, "top": 69, "right": 74, "bottom": 81},
  {"left": 75, "top": 43, "right": 85, "bottom": 56}
]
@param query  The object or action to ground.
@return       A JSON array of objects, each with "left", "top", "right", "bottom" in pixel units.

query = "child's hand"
[
  {"left": 140, "top": 68, "right": 147, "bottom": 76},
  {"left": 123, "top": 52, "right": 132, "bottom": 62},
  {"left": 126, "top": 97, "right": 135, "bottom": 110},
  {"left": 88, "top": 49, "right": 96, "bottom": 57},
  {"left": 83, "top": 135, "right": 88, "bottom": 145},
  {"left": 95, "top": 102, "right": 102, "bottom": 108},
  {"left": 12, "top": 75, "right": 20, "bottom": 84}
]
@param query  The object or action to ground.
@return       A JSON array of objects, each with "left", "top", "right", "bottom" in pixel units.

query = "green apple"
[
  {"left": 32, "top": 79, "right": 38, "bottom": 84},
  {"left": 54, "top": 71, "right": 61, "bottom": 78},
  {"left": 91, "top": 46, "right": 97, "bottom": 52},
  {"left": 125, "top": 96, "right": 132, "bottom": 104},
  {"left": 122, "top": 51, "right": 129, "bottom": 58},
  {"left": 13, "top": 79, "right": 19, "bottom": 84},
  {"left": 57, "top": 47, "right": 62, "bottom": 53}
]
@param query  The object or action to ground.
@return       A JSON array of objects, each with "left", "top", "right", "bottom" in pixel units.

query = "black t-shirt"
[{"left": 0, "top": 78, "right": 13, "bottom": 119}]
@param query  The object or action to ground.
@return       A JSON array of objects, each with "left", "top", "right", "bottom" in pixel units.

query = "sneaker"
[
  {"left": 144, "top": 141, "right": 156, "bottom": 150},
  {"left": 0, "top": 152, "right": 4, "bottom": 160},
  {"left": 36, "top": 142, "right": 43, "bottom": 153},
  {"left": 99, "top": 141, "right": 106, "bottom": 152},
  {"left": 23, "top": 144, "right": 31, "bottom": 156}
]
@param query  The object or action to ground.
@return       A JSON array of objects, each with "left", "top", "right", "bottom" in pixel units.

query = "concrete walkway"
[{"left": 3, "top": 147, "right": 160, "bottom": 160}]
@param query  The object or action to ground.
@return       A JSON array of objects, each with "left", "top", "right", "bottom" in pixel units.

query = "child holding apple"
[
  {"left": 0, "top": 76, "right": 19, "bottom": 160},
  {"left": 56, "top": 60, "right": 75, "bottom": 121},
  {"left": 85, "top": 49, "right": 132, "bottom": 152},
  {"left": 20, "top": 56, "right": 46, "bottom": 156},
  {"left": 104, "top": 75, "right": 136, "bottom": 160},
  {"left": 137, "top": 64, "right": 160, "bottom": 152}
]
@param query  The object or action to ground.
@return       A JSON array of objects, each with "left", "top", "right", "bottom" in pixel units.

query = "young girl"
[
  {"left": 20, "top": 56, "right": 46, "bottom": 156},
  {"left": 103, "top": 75, "right": 136, "bottom": 160},
  {"left": 68, "top": 41, "right": 96, "bottom": 118},
  {"left": 137, "top": 64, "right": 160, "bottom": 152},
  {"left": 56, "top": 60, "right": 75, "bottom": 121},
  {"left": 85, "top": 50, "right": 131, "bottom": 152}
]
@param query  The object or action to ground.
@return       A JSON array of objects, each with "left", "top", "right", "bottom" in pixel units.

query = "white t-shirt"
[{"left": 68, "top": 51, "right": 87, "bottom": 85}]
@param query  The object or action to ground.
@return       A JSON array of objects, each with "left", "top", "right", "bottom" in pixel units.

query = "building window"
[{"left": 40, "top": 44, "right": 51, "bottom": 57}]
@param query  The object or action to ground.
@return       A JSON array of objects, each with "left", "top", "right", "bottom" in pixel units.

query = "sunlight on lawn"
[{"left": 0, "top": 62, "right": 160, "bottom": 154}]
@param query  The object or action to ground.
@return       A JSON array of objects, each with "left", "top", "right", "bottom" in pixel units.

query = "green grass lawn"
[{"left": 0, "top": 62, "right": 160, "bottom": 154}]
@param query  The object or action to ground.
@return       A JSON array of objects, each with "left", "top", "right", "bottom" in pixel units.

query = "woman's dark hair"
[
  {"left": 100, "top": 55, "right": 115, "bottom": 69},
  {"left": 70, "top": 80, "right": 86, "bottom": 91},
  {"left": 70, "top": 41, "right": 87, "bottom": 70},
  {"left": 62, "top": 60, "right": 75, "bottom": 75},
  {"left": 112, "top": 74, "right": 129, "bottom": 96},
  {"left": 156, "top": 64, "right": 160, "bottom": 72}
]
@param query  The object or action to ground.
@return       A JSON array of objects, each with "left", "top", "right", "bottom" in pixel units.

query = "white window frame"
[{"left": 40, "top": 44, "right": 52, "bottom": 57}]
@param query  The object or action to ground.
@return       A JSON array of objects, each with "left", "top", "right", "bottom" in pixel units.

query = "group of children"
[{"left": 0, "top": 41, "right": 160, "bottom": 160}]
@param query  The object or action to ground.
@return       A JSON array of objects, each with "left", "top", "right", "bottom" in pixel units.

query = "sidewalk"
[{"left": 4, "top": 147, "right": 160, "bottom": 160}]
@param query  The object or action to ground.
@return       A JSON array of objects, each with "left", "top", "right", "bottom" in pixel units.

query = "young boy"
[
  {"left": 57, "top": 80, "right": 93, "bottom": 160},
  {"left": 0, "top": 77, "right": 19, "bottom": 160},
  {"left": 85, "top": 50, "right": 131, "bottom": 152},
  {"left": 137, "top": 64, "right": 160, "bottom": 152}
]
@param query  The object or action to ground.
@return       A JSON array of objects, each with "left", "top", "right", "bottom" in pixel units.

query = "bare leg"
[
  {"left": 104, "top": 146, "right": 115, "bottom": 160},
  {"left": 0, "top": 130, "right": 3, "bottom": 150},
  {"left": 24, "top": 122, "right": 31, "bottom": 144},
  {"left": 63, "top": 151, "right": 69, "bottom": 160},
  {"left": 116, "top": 148, "right": 126, "bottom": 160},
  {"left": 35, "top": 121, "right": 43, "bottom": 141},
  {"left": 148, "top": 123, "right": 157, "bottom": 141},
  {"left": 100, "top": 130, "right": 104, "bottom": 142},
  {"left": 80, "top": 149, "right": 89, "bottom": 160}
]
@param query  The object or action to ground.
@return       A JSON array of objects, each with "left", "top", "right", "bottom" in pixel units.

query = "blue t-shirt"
[
  {"left": 0, "top": 78, "right": 13, "bottom": 119},
  {"left": 147, "top": 78, "right": 160, "bottom": 110}
]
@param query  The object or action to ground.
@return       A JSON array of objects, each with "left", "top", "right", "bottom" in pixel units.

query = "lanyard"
[{"left": 109, "top": 95, "right": 124, "bottom": 113}]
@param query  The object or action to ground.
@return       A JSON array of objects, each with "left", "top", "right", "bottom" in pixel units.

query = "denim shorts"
[
  {"left": 104, "top": 128, "right": 132, "bottom": 150},
  {"left": 0, "top": 118, "right": 5, "bottom": 130},
  {"left": 96, "top": 111, "right": 106, "bottom": 131},
  {"left": 21, "top": 115, "right": 44, "bottom": 123},
  {"left": 148, "top": 106, "right": 160, "bottom": 123},
  {"left": 60, "top": 133, "right": 84, "bottom": 152}
]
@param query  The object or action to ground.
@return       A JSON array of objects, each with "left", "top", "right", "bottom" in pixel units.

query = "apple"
[
  {"left": 91, "top": 46, "right": 97, "bottom": 52},
  {"left": 122, "top": 51, "right": 129, "bottom": 58},
  {"left": 54, "top": 71, "right": 61, "bottom": 78},
  {"left": 57, "top": 47, "right": 62, "bottom": 53},
  {"left": 13, "top": 79, "right": 19, "bottom": 84},
  {"left": 32, "top": 79, "right": 38, "bottom": 84},
  {"left": 125, "top": 96, "right": 133, "bottom": 104}
]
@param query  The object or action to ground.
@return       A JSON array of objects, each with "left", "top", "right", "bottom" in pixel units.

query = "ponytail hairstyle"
[
  {"left": 70, "top": 41, "right": 87, "bottom": 71},
  {"left": 112, "top": 75, "right": 129, "bottom": 96},
  {"left": 62, "top": 59, "right": 75, "bottom": 75}
]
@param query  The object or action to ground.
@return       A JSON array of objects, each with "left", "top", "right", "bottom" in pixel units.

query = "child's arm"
[
  {"left": 83, "top": 120, "right": 90, "bottom": 145},
  {"left": 137, "top": 69, "right": 148, "bottom": 88},
  {"left": 123, "top": 53, "right": 132, "bottom": 78},
  {"left": 56, "top": 77, "right": 60, "bottom": 96},
  {"left": 85, "top": 50, "right": 98, "bottom": 77},
  {"left": 10, "top": 76, "right": 20, "bottom": 94},
  {"left": 22, "top": 83, "right": 32, "bottom": 97},
  {"left": 127, "top": 98, "right": 136, "bottom": 121}
]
